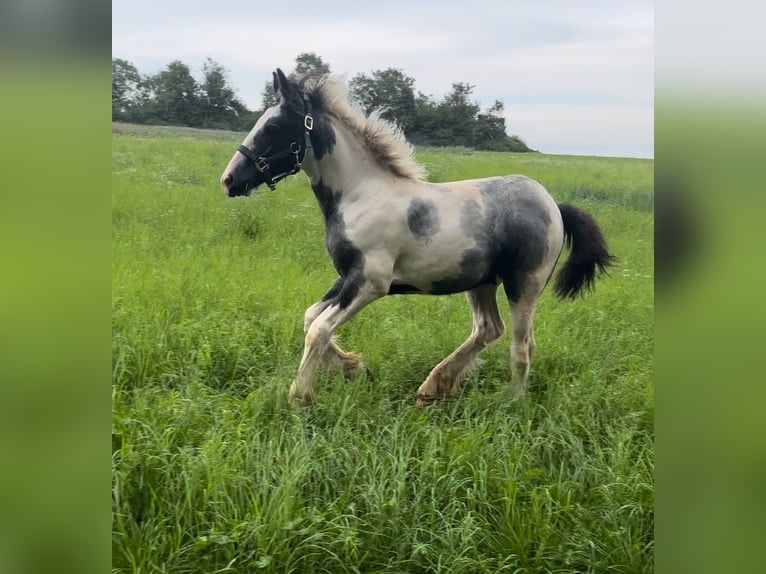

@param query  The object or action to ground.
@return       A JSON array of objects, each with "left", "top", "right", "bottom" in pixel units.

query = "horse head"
[{"left": 221, "top": 68, "right": 312, "bottom": 196}]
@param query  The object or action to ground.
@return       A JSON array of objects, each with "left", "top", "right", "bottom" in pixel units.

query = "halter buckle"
[
  {"left": 255, "top": 157, "right": 269, "bottom": 173},
  {"left": 304, "top": 115, "right": 314, "bottom": 131}
]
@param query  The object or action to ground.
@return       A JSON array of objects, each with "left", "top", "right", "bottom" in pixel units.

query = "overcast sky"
[{"left": 112, "top": 0, "right": 653, "bottom": 158}]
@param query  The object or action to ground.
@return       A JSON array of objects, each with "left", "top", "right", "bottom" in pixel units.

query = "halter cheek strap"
[
  {"left": 236, "top": 94, "right": 314, "bottom": 191},
  {"left": 303, "top": 94, "right": 314, "bottom": 151},
  {"left": 236, "top": 142, "right": 302, "bottom": 191}
]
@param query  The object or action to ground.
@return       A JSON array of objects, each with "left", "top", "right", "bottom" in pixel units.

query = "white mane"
[{"left": 309, "top": 75, "right": 426, "bottom": 181}]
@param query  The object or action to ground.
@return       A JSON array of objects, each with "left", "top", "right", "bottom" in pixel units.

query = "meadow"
[{"left": 112, "top": 123, "right": 654, "bottom": 573}]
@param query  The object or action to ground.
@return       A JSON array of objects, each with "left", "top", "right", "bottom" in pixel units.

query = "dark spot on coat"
[
  {"left": 387, "top": 283, "right": 423, "bottom": 295},
  {"left": 336, "top": 269, "right": 364, "bottom": 309},
  {"left": 311, "top": 177, "right": 340, "bottom": 223},
  {"left": 460, "top": 199, "right": 483, "bottom": 235},
  {"left": 304, "top": 94, "right": 336, "bottom": 160},
  {"left": 321, "top": 277, "right": 344, "bottom": 302},
  {"left": 476, "top": 177, "right": 551, "bottom": 301},
  {"left": 431, "top": 248, "right": 491, "bottom": 294},
  {"left": 407, "top": 198, "right": 440, "bottom": 240},
  {"left": 311, "top": 178, "right": 365, "bottom": 309},
  {"left": 429, "top": 177, "right": 551, "bottom": 300}
]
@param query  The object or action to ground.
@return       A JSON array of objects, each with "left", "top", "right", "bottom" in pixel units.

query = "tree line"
[{"left": 112, "top": 52, "right": 534, "bottom": 152}]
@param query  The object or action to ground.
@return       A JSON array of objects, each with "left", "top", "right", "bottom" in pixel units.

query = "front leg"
[
  {"left": 290, "top": 275, "right": 381, "bottom": 405},
  {"left": 303, "top": 282, "right": 367, "bottom": 379}
]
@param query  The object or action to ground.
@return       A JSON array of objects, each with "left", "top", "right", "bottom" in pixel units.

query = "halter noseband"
[{"left": 236, "top": 94, "right": 314, "bottom": 191}]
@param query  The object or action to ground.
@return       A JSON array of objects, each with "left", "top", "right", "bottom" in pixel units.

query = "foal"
[{"left": 221, "top": 69, "right": 615, "bottom": 406}]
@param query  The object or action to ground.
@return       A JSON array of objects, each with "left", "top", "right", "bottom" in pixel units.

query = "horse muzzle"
[{"left": 221, "top": 172, "right": 255, "bottom": 197}]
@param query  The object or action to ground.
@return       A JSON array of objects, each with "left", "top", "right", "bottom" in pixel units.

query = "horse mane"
[{"left": 304, "top": 74, "right": 426, "bottom": 181}]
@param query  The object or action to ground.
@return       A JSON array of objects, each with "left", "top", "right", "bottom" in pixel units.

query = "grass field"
[{"left": 112, "top": 123, "right": 654, "bottom": 573}]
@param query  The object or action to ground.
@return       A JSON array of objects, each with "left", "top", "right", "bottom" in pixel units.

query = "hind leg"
[
  {"left": 507, "top": 299, "right": 535, "bottom": 399},
  {"left": 504, "top": 277, "right": 546, "bottom": 400},
  {"left": 415, "top": 283, "right": 505, "bottom": 405}
]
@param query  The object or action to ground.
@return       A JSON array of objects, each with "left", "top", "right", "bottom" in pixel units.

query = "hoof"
[
  {"left": 415, "top": 389, "right": 455, "bottom": 407},
  {"left": 415, "top": 376, "right": 458, "bottom": 407},
  {"left": 288, "top": 382, "right": 313, "bottom": 407},
  {"left": 342, "top": 361, "right": 370, "bottom": 380},
  {"left": 508, "top": 383, "right": 527, "bottom": 401},
  {"left": 288, "top": 394, "right": 313, "bottom": 408},
  {"left": 292, "top": 396, "right": 313, "bottom": 408},
  {"left": 415, "top": 395, "right": 439, "bottom": 407},
  {"left": 329, "top": 351, "right": 368, "bottom": 380}
]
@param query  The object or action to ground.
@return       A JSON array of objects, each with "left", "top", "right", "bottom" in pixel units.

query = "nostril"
[{"left": 222, "top": 174, "right": 233, "bottom": 189}]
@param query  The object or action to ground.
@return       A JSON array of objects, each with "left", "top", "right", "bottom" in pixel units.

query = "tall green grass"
[{"left": 112, "top": 124, "right": 653, "bottom": 573}]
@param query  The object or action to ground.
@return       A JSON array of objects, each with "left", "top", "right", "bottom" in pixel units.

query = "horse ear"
[
  {"left": 275, "top": 68, "right": 292, "bottom": 95},
  {"left": 274, "top": 68, "right": 302, "bottom": 107},
  {"left": 272, "top": 71, "right": 279, "bottom": 95}
]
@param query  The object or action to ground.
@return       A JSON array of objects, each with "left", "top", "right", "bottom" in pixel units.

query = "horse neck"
[{"left": 303, "top": 118, "right": 385, "bottom": 194}]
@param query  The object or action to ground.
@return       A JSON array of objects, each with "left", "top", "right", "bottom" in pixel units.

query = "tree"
[
  {"left": 437, "top": 82, "right": 480, "bottom": 147},
  {"left": 199, "top": 58, "right": 247, "bottom": 129},
  {"left": 149, "top": 60, "right": 201, "bottom": 126},
  {"left": 111, "top": 55, "right": 535, "bottom": 151},
  {"left": 474, "top": 100, "right": 534, "bottom": 151},
  {"left": 112, "top": 58, "right": 141, "bottom": 121},
  {"left": 404, "top": 92, "right": 435, "bottom": 145},
  {"left": 129, "top": 75, "right": 157, "bottom": 124},
  {"left": 293, "top": 52, "right": 330, "bottom": 81},
  {"left": 474, "top": 100, "right": 510, "bottom": 150},
  {"left": 349, "top": 68, "right": 416, "bottom": 131}
]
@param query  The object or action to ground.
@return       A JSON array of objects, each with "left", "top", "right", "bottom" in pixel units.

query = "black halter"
[{"left": 237, "top": 95, "right": 314, "bottom": 191}]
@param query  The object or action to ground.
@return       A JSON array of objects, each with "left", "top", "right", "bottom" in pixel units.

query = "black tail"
[{"left": 553, "top": 203, "right": 617, "bottom": 299}]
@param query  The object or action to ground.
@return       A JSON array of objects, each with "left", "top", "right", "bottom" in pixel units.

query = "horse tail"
[{"left": 553, "top": 203, "right": 617, "bottom": 299}]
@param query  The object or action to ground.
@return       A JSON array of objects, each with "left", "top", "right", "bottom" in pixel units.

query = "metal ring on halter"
[{"left": 290, "top": 142, "right": 301, "bottom": 168}]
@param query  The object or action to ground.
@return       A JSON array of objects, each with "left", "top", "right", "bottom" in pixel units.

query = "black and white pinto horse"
[{"left": 221, "top": 69, "right": 615, "bottom": 406}]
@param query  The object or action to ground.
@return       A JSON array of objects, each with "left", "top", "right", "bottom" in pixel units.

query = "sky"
[{"left": 112, "top": 0, "right": 653, "bottom": 158}]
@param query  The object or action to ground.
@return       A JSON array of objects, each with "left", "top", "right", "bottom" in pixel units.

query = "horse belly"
[{"left": 390, "top": 238, "right": 493, "bottom": 295}]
